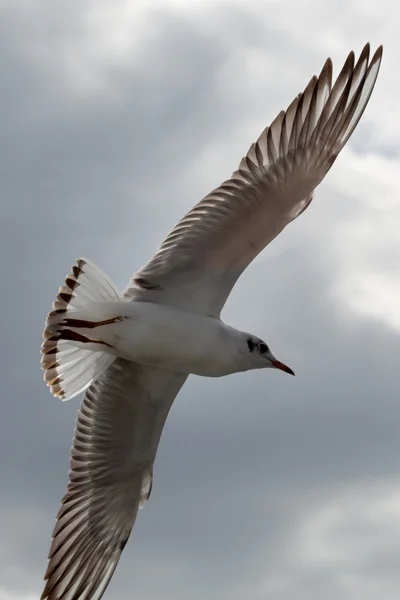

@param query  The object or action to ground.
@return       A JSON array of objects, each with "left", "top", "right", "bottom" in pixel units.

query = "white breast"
[{"left": 98, "top": 302, "right": 241, "bottom": 376}]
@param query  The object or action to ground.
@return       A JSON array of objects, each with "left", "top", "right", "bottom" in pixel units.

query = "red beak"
[{"left": 270, "top": 359, "right": 295, "bottom": 376}]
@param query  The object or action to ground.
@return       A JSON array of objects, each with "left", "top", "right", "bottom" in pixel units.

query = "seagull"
[{"left": 40, "top": 44, "right": 382, "bottom": 600}]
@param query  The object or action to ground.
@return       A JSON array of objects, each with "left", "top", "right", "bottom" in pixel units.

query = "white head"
[{"left": 238, "top": 333, "right": 295, "bottom": 375}]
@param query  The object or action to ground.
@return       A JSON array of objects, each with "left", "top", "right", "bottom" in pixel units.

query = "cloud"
[{"left": 1, "top": 1, "right": 400, "bottom": 599}]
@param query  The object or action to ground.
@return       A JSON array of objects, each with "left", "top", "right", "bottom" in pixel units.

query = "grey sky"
[{"left": 1, "top": 1, "right": 400, "bottom": 599}]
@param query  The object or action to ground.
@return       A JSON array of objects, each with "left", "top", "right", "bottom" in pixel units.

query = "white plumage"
[{"left": 40, "top": 44, "right": 382, "bottom": 600}]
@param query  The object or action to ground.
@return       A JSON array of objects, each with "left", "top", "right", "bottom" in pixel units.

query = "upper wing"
[
  {"left": 41, "top": 359, "right": 187, "bottom": 600},
  {"left": 125, "top": 44, "right": 382, "bottom": 317}
]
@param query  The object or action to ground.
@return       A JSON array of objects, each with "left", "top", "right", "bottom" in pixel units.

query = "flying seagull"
[{"left": 40, "top": 44, "right": 382, "bottom": 600}]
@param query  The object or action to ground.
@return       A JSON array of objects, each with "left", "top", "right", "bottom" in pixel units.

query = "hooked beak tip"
[{"left": 271, "top": 359, "right": 295, "bottom": 376}]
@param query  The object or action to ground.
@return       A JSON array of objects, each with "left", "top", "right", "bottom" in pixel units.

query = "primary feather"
[{"left": 127, "top": 44, "right": 382, "bottom": 316}]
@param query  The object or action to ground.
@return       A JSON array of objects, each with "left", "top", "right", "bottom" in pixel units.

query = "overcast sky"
[{"left": 1, "top": 1, "right": 400, "bottom": 599}]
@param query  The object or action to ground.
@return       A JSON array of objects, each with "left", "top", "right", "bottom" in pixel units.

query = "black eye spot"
[
  {"left": 259, "top": 342, "right": 268, "bottom": 354},
  {"left": 247, "top": 338, "right": 255, "bottom": 353}
]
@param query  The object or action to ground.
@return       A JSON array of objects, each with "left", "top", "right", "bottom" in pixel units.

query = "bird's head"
[{"left": 242, "top": 334, "right": 295, "bottom": 375}]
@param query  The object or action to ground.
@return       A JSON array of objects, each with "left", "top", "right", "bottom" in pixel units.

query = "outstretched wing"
[
  {"left": 126, "top": 44, "right": 382, "bottom": 317},
  {"left": 41, "top": 359, "right": 187, "bottom": 600}
]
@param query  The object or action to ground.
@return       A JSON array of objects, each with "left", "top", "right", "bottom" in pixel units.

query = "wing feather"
[
  {"left": 124, "top": 45, "right": 382, "bottom": 317},
  {"left": 41, "top": 360, "right": 187, "bottom": 600}
]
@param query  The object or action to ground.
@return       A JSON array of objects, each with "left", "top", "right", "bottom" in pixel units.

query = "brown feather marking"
[
  {"left": 58, "top": 292, "right": 74, "bottom": 304},
  {"left": 66, "top": 276, "right": 79, "bottom": 291},
  {"left": 72, "top": 264, "right": 83, "bottom": 278},
  {"left": 62, "top": 316, "right": 125, "bottom": 329},
  {"left": 43, "top": 328, "right": 59, "bottom": 340},
  {"left": 51, "top": 381, "right": 64, "bottom": 398},
  {"left": 56, "top": 328, "right": 114, "bottom": 348},
  {"left": 42, "top": 345, "right": 57, "bottom": 355},
  {"left": 134, "top": 276, "right": 162, "bottom": 291},
  {"left": 49, "top": 308, "right": 67, "bottom": 316}
]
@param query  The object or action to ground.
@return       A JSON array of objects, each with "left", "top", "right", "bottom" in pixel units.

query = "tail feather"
[{"left": 41, "top": 258, "right": 124, "bottom": 401}]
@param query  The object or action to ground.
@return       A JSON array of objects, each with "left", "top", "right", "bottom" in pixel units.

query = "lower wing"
[{"left": 40, "top": 359, "right": 187, "bottom": 600}]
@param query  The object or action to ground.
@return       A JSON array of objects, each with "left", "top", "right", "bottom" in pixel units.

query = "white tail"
[{"left": 41, "top": 258, "right": 124, "bottom": 401}]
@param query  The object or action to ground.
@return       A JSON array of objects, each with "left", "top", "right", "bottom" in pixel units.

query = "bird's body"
[
  {"left": 39, "top": 44, "right": 383, "bottom": 600},
  {"left": 56, "top": 300, "right": 256, "bottom": 377}
]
